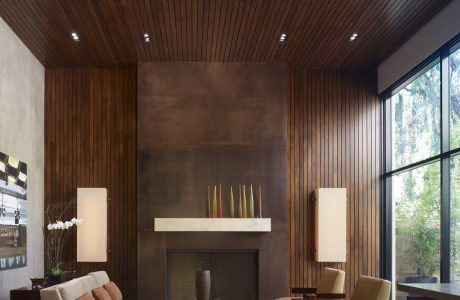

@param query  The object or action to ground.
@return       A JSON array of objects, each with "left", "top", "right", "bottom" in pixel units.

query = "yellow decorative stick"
[
  {"left": 238, "top": 185, "right": 243, "bottom": 218},
  {"left": 249, "top": 184, "right": 255, "bottom": 218},
  {"left": 242, "top": 185, "right": 247, "bottom": 218}
]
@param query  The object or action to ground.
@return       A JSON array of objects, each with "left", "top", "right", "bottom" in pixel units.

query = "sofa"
[{"left": 40, "top": 271, "right": 112, "bottom": 300}]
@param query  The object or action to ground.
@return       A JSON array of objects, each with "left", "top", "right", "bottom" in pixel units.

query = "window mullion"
[{"left": 440, "top": 54, "right": 451, "bottom": 283}]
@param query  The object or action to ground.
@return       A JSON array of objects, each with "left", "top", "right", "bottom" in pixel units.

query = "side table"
[{"left": 10, "top": 287, "right": 41, "bottom": 300}]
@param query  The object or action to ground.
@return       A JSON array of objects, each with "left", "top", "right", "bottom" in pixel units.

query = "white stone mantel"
[{"left": 154, "top": 218, "right": 271, "bottom": 232}]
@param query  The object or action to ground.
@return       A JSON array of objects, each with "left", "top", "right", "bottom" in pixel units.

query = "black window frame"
[{"left": 380, "top": 33, "right": 460, "bottom": 284}]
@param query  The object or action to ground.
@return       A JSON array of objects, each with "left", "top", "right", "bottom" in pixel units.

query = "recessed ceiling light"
[
  {"left": 143, "top": 33, "right": 151, "bottom": 43},
  {"left": 71, "top": 32, "right": 80, "bottom": 42},
  {"left": 349, "top": 33, "right": 358, "bottom": 41},
  {"left": 279, "top": 33, "right": 287, "bottom": 42}
]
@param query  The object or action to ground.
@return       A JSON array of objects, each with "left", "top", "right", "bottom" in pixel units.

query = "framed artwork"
[{"left": 0, "top": 151, "right": 27, "bottom": 270}]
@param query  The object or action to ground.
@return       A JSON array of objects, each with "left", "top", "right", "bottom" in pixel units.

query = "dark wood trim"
[{"left": 44, "top": 68, "right": 137, "bottom": 299}]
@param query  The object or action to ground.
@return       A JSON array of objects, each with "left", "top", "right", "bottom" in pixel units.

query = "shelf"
[{"left": 154, "top": 218, "right": 271, "bottom": 232}]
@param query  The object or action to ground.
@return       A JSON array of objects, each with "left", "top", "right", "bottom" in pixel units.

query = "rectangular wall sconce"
[
  {"left": 77, "top": 188, "right": 107, "bottom": 262},
  {"left": 314, "top": 188, "right": 347, "bottom": 262}
]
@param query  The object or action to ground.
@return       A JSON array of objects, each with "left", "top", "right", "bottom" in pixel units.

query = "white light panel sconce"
[
  {"left": 77, "top": 188, "right": 107, "bottom": 262},
  {"left": 314, "top": 188, "right": 347, "bottom": 262}
]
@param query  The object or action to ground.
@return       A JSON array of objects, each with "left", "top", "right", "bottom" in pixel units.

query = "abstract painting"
[{"left": 0, "top": 151, "right": 27, "bottom": 270}]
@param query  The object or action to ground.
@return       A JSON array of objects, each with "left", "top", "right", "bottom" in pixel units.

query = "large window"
[{"left": 382, "top": 39, "right": 460, "bottom": 299}]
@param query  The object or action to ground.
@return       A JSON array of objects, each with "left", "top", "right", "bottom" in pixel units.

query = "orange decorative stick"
[{"left": 212, "top": 185, "right": 218, "bottom": 218}]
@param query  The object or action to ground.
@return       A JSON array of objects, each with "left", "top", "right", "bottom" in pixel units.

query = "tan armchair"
[
  {"left": 276, "top": 267, "right": 345, "bottom": 300},
  {"left": 351, "top": 275, "right": 391, "bottom": 300}
]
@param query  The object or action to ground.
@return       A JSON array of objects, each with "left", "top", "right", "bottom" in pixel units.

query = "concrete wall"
[
  {"left": 0, "top": 17, "right": 44, "bottom": 299},
  {"left": 378, "top": 0, "right": 460, "bottom": 94}
]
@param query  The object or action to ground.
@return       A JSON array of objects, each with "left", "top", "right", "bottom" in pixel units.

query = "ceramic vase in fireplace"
[{"left": 196, "top": 269, "right": 211, "bottom": 300}]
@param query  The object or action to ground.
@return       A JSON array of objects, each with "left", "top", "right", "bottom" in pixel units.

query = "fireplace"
[{"left": 166, "top": 250, "right": 258, "bottom": 300}]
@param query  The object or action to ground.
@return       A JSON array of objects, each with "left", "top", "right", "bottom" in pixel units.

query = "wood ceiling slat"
[
  {"left": 130, "top": 0, "right": 151, "bottom": 61},
  {"left": 280, "top": 0, "right": 321, "bottom": 64},
  {"left": 239, "top": 0, "right": 263, "bottom": 61},
  {"left": 370, "top": 0, "right": 447, "bottom": 67},
  {"left": 321, "top": 0, "right": 391, "bottom": 69},
  {"left": 0, "top": 0, "right": 452, "bottom": 67},
  {"left": 291, "top": 0, "right": 340, "bottom": 67},
  {"left": 138, "top": 0, "right": 157, "bottom": 61},
  {"left": 247, "top": 0, "right": 270, "bottom": 62},
  {"left": 188, "top": 0, "right": 196, "bottom": 61},
  {"left": 105, "top": 0, "right": 137, "bottom": 63},
  {"left": 215, "top": 0, "right": 229, "bottom": 61},
  {"left": 252, "top": 0, "right": 282, "bottom": 61},
  {"left": 157, "top": 0, "right": 172, "bottom": 61},
  {"left": 227, "top": 0, "right": 245, "bottom": 61},
  {"left": 264, "top": 0, "right": 296, "bottom": 62},
  {"left": 297, "top": 0, "right": 347, "bottom": 67},
  {"left": 195, "top": 0, "right": 203, "bottom": 61},
  {"left": 337, "top": 0, "right": 410, "bottom": 68},
  {"left": 0, "top": 1, "right": 52, "bottom": 64}
]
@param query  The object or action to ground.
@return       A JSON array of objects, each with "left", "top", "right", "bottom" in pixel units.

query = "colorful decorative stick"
[
  {"left": 206, "top": 186, "right": 211, "bottom": 218},
  {"left": 212, "top": 185, "right": 218, "bottom": 218},
  {"left": 242, "top": 185, "right": 247, "bottom": 218},
  {"left": 230, "top": 186, "right": 235, "bottom": 218},
  {"left": 238, "top": 185, "right": 243, "bottom": 218},
  {"left": 258, "top": 185, "right": 263, "bottom": 218},
  {"left": 218, "top": 184, "right": 223, "bottom": 218},
  {"left": 249, "top": 184, "right": 255, "bottom": 218}
]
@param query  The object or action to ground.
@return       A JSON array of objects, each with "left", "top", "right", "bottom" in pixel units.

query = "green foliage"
[
  {"left": 394, "top": 49, "right": 460, "bottom": 281},
  {"left": 396, "top": 163, "right": 440, "bottom": 278}
]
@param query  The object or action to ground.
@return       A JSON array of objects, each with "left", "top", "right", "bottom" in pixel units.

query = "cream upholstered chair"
[
  {"left": 276, "top": 267, "right": 345, "bottom": 300},
  {"left": 351, "top": 275, "right": 391, "bottom": 300},
  {"left": 316, "top": 267, "right": 346, "bottom": 293}
]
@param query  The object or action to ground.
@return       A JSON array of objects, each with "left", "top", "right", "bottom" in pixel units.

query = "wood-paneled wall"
[
  {"left": 288, "top": 68, "right": 380, "bottom": 297},
  {"left": 45, "top": 68, "right": 137, "bottom": 299}
]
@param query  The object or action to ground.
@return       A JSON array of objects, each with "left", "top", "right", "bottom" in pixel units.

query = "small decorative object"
[
  {"left": 212, "top": 186, "right": 218, "bottom": 218},
  {"left": 249, "top": 185, "right": 255, "bottom": 218},
  {"left": 196, "top": 269, "right": 211, "bottom": 300},
  {"left": 218, "top": 184, "right": 223, "bottom": 218},
  {"left": 45, "top": 205, "right": 84, "bottom": 280},
  {"left": 242, "top": 185, "right": 247, "bottom": 218},
  {"left": 238, "top": 185, "right": 243, "bottom": 218},
  {"left": 305, "top": 294, "right": 317, "bottom": 299},
  {"left": 31, "top": 277, "right": 47, "bottom": 289},
  {"left": 257, "top": 185, "right": 263, "bottom": 218},
  {"left": 229, "top": 186, "right": 235, "bottom": 218},
  {"left": 206, "top": 186, "right": 211, "bottom": 218}
]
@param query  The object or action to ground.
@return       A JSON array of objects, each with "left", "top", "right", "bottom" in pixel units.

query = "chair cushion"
[
  {"left": 104, "top": 281, "right": 122, "bottom": 300},
  {"left": 317, "top": 267, "right": 346, "bottom": 293},
  {"left": 57, "top": 279, "right": 88, "bottom": 300},
  {"left": 40, "top": 287, "right": 63, "bottom": 300},
  {"left": 77, "top": 293, "right": 96, "bottom": 300},
  {"left": 80, "top": 275, "right": 99, "bottom": 292},
  {"left": 92, "top": 287, "right": 112, "bottom": 300},
  {"left": 89, "top": 271, "right": 111, "bottom": 287},
  {"left": 351, "top": 275, "right": 391, "bottom": 300}
]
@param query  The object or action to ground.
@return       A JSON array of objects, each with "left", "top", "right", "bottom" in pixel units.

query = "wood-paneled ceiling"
[{"left": 0, "top": 0, "right": 451, "bottom": 68}]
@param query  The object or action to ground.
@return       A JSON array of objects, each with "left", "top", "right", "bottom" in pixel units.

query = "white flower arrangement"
[
  {"left": 45, "top": 205, "right": 84, "bottom": 276},
  {"left": 47, "top": 218, "right": 84, "bottom": 230}
]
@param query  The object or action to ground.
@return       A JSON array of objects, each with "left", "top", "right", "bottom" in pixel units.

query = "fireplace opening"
[{"left": 166, "top": 250, "right": 258, "bottom": 300}]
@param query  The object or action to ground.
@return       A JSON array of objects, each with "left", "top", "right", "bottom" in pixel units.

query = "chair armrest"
[
  {"left": 315, "top": 293, "right": 346, "bottom": 298},
  {"left": 292, "top": 287, "right": 317, "bottom": 294}
]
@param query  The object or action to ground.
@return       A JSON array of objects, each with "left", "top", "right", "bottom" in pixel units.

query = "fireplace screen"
[{"left": 166, "top": 251, "right": 258, "bottom": 300}]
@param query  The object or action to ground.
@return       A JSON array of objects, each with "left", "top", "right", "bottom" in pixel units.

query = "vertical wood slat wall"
[
  {"left": 45, "top": 68, "right": 137, "bottom": 299},
  {"left": 288, "top": 68, "right": 380, "bottom": 297}
]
